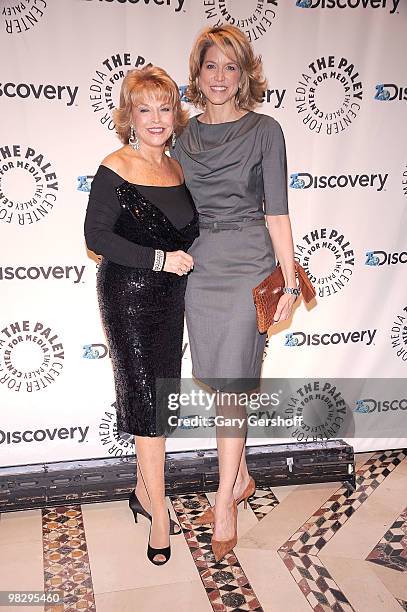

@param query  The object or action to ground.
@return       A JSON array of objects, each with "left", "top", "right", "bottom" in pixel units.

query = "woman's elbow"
[{"left": 84, "top": 226, "right": 100, "bottom": 254}]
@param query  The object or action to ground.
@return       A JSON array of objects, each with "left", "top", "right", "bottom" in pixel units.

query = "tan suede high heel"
[
  {"left": 193, "top": 476, "right": 255, "bottom": 526},
  {"left": 211, "top": 499, "right": 238, "bottom": 562}
]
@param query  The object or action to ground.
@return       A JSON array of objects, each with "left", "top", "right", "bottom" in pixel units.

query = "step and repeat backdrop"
[{"left": 1, "top": 0, "right": 406, "bottom": 468}]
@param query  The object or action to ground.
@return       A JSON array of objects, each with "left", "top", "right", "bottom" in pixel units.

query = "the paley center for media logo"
[
  {"left": 295, "top": 55, "right": 363, "bottom": 135},
  {"left": 99, "top": 402, "right": 135, "bottom": 457},
  {"left": 203, "top": 0, "right": 279, "bottom": 43},
  {"left": 89, "top": 53, "right": 153, "bottom": 132},
  {"left": 0, "top": 144, "right": 58, "bottom": 226},
  {"left": 283, "top": 380, "right": 350, "bottom": 442},
  {"left": 2, "top": 0, "right": 48, "bottom": 35},
  {"left": 294, "top": 227, "right": 355, "bottom": 298},
  {"left": 0, "top": 320, "right": 64, "bottom": 392},
  {"left": 390, "top": 306, "right": 407, "bottom": 363}
]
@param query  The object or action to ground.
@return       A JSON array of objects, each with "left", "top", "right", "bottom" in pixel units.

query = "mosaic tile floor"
[
  {"left": 366, "top": 506, "right": 407, "bottom": 573},
  {"left": 0, "top": 449, "right": 406, "bottom": 612}
]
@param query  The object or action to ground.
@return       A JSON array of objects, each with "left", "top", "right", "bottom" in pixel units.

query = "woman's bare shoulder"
[
  {"left": 167, "top": 154, "right": 184, "bottom": 181},
  {"left": 100, "top": 147, "right": 128, "bottom": 173}
]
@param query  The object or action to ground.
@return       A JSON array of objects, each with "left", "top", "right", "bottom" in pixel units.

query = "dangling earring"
[
  {"left": 128, "top": 125, "right": 140, "bottom": 151},
  {"left": 171, "top": 131, "right": 177, "bottom": 148}
]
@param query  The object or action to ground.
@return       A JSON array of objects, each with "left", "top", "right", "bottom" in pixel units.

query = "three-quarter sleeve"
[
  {"left": 84, "top": 166, "right": 155, "bottom": 268},
  {"left": 261, "top": 117, "right": 289, "bottom": 215}
]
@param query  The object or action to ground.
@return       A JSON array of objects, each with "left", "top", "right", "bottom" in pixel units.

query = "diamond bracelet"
[{"left": 152, "top": 249, "right": 166, "bottom": 272}]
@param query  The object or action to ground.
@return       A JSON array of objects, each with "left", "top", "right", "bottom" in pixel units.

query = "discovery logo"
[
  {"left": 285, "top": 329, "right": 376, "bottom": 346},
  {"left": 83, "top": 342, "right": 185, "bottom": 359},
  {"left": 289, "top": 172, "right": 387, "bottom": 191},
  {"left": 178, "top": 85, "right": 190, "bottom": 103},
  {"left": 82, "top": 344, "right": 109, "bottom": 359},
  {"left": 355, "top": 399, "right": 369, "bottom": 413},
  {"left": 374, "top": 84, "right": 407, "bottom": 101},
  {"left": 0, "top": 265, "right": 85, "bottom": 283},
  {"left": 365, "top": 251, "right": 407, "bottom": 266},
  {"left": 355, "top": 398, "right": 407, "bottom": 413},
  {"left": 0, "top": 425, "right": 89, "bottom": 444},
  {"left": 262, "top": 88, "right": 286, "bottom": 108},
  {"left": 77, "top": 175, "right": 94, "bottom": 192},
  {"left": 296, "top": 0, "right": 400, "bottom": 13},
  {"left": 84, "top": 0, "right": 185, "bottom": 11},
  {"left": 0, "top": 82, "right": 78, "bottom": 106}
]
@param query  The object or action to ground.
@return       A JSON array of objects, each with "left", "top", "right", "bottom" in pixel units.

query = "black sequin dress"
[{"left": 84, "top": 165, "right": 199, "bottom": 437}]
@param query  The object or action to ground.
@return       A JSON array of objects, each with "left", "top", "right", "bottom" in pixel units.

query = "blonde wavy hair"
[
  {"left": 113, "top": 65, "right": 189, "bottom": 145},
  {"left": 187, "top": 25, "right": 267, "bottom": 110}
]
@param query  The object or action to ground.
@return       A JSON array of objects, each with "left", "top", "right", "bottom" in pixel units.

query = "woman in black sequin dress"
[{"left": 84, "top": 66, "right": 198, "bottom": 565}]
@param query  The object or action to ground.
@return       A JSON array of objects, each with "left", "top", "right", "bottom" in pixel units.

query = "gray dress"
[{"left": 172, "top": 111, "right": 288, "bottom": 391}]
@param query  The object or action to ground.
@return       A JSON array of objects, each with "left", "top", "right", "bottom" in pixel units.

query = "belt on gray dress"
[{"left": 199, "top": 219, "right": 265, "bottom": 232}]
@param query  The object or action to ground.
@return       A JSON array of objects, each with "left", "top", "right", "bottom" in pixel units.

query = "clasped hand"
[
  {"left": 164, "top": 250, "right": 194, "bottom": 276},
  {"left": 273, "top": 293, "right": 297, "bottom": 324}
]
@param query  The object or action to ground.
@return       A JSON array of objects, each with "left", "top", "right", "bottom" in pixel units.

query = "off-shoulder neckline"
[{"left": 99, "top": 165, "right": 185, "bottom": 188}]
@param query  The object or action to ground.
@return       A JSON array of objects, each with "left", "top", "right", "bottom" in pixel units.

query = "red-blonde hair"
[{"left": 113, "top": 65, "right": 189, "bottom": 144}]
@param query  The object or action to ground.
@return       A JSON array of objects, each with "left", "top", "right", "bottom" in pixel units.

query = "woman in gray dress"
[{"left": 172, "top": 25, "right": 298, "bottom": 561}]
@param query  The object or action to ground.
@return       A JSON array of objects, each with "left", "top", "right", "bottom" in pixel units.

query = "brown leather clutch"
[{"left": 252, "top": 262, "right": 316, "bottom": 333}]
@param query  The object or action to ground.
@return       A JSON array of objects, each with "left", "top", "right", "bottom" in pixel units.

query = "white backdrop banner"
[{"left": 1, "top": 0, "right": 406, "bottom": 467}]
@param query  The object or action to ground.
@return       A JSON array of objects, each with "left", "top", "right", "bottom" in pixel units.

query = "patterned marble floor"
[{"left": 0, "top": 450, "right": 406, "bottom": 612}]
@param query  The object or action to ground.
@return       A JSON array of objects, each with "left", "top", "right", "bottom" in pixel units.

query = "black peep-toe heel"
[
  {"left": 147, "top": 520, "right": 171, "bottom": 566},
  {"left": 128, "top": 489, "right": 182, "bottom": 536}
]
